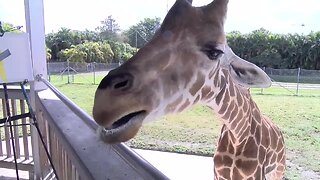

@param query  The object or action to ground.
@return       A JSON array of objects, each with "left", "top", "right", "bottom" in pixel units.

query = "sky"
[{"left": 0, "top": 0, "right": 320, "bottom": 34}]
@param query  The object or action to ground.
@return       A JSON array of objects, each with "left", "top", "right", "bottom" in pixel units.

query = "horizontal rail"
[
  {"left": 37, "top": 75, "right": 168, "bottom": 180},
  {"left": 0, "top": 87, "right": 30, "bottom": 100},
  {"left": 0, "top": 113, "right": 31, "bottom": 124}
]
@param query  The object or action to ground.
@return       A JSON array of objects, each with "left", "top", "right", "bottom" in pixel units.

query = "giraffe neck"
[{"left": 207, "top": 69, "right": 261, "bottom": 144}]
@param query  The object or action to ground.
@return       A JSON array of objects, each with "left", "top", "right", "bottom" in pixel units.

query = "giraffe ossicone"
[{"left": 93, "top": 0, "right": 285, "bottom": 179}]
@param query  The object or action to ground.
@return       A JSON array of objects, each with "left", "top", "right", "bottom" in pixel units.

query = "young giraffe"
[{"left": 93, "top": 0, "right": 286, "bottom": 179}]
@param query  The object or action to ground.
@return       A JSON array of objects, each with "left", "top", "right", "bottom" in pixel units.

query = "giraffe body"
[{"left": 93, "top": 0, "right": 286, "bottom": 179}]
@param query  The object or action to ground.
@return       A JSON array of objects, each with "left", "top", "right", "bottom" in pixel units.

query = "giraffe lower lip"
[
  {"left": 98, "top": 110, "right": 146, "bottom": 143},
  {"left": 107, "top": 110, "right": 146, "bottom": 130}
]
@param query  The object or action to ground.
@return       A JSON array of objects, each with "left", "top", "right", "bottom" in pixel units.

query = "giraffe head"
[{"left": 93, "top": 0, "right": 271, "bottom": 143}]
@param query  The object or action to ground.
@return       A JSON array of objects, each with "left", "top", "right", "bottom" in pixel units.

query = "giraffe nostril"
[
  {"left": 114, "top": 79, "right": 129, "bottom": 89},
  {"left": 111, "top": 74, "right": 133, "bottom": 91},
  {"left": 98, "top": 72, "right": 134, "bottom": 91}
]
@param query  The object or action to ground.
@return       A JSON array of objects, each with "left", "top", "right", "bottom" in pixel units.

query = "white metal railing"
[{"left": 34, "top": 76, "right": 169, "bottom": 180}]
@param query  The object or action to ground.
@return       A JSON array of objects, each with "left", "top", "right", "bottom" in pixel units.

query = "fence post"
[
  {"left": 296, "top": 67, "right": 301, "bottom": 95},
  {"left": 93, "top": 62, "right": 96, "bottom": 85},
  {"left": 67, "top": 59, "right": 70, "bottom": 84},
  {"left": 261, "top": 67, "right": 266, "bottom": 94},
  {"left": 47, "top": 63, "right": 51, "bottom": 82}
]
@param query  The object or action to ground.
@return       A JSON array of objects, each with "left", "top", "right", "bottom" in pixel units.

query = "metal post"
[
  {"left": 67, "top": 59, "right": 70, "bottom": 84},
  {"left": 47, "top": 62, "right": 51, "bottom": 82},
  {"left": 261, "top": 66, "right": 266, "bottom": 94},
  {"left": 93, "top": 62, "right": 96, "bottom": 84},
  {"left": 296, "top": 67, "right": 301, "bottom": 95}
]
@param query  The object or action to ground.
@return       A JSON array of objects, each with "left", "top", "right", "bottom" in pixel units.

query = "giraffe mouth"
[
  {"left": 109, "top": 110, "right": 146, "bottom": 130},
  {"left": 98, "top": 110, "right": 147, "bottom": 143}
]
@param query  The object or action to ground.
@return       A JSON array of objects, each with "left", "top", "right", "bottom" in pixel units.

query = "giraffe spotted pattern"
[
  {"left": 208, "top": 69, "right": 285, "bottom": 179},
  {"left": 93, "top": 0, "right": 286, "bottom": 179}
]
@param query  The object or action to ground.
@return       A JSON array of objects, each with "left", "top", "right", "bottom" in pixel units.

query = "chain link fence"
[
  {"left": 263, "top": 67, "right": 320, "bottom": 95},
  {"left": 265, "top": 68, "right": 320, "bottom": 84},
  {"left": 48, "top": 62, "right": 320, "bottom": 96},
  {"left": 48, "top": 62, "right": 120, "bottom": 74},
  {"left": 47, "top": 62, "right": 120, "bottom": 85}
]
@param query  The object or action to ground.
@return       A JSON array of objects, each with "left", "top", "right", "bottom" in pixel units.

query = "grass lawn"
[{"left": 51, "top": 74, "right": 320, "bottom": 180}]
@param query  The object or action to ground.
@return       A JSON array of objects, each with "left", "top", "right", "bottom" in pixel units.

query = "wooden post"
[{"left": 24, "top": 0, "right": 48, "bottom": 178}]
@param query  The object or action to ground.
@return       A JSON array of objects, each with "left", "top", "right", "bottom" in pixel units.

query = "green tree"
[
  {"left": 59, "top": 41, "right": 114, "bottom": 63},
  {"left": 59, "top": 47, "right": 87, "bottom": 63},
  {"left": 82, "top": 29, "right": 101, "bottom": 42},
  {"left": 96, "top": 15, "right": 121, "bottom": 41},
  {"left": 227, "top": 29, "right": 320, "bottom": 70},
  {"left": 46, "top": 28, "right": 77, "bottom": 60},
  {"left": 307, "top": 32, "right": 320, "bottom": 69},
  {"left": 107, "top": 41, "right": 138, "bottom": 62},
  {"left": 46, "top": 47, "right": 52, "bottom": 61},
  {"left": 124, "top": 17, "right": 161, "bottom": 48},
  {"left": 0, "top": 22, "right": 22, "bottom": 33},
  {"left": 46, "top": 28, "right": 98, "bottom": 60},
  {"left": 122, "top": 43, "right": 138, "bottom": 61}
]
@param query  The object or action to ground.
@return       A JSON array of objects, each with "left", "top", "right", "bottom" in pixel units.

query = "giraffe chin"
[{"left": 97, "top": 111, "right": 147, "bottom": 143}]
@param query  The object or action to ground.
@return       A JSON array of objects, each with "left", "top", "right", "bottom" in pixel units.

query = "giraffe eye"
[{"left": 202, "top": 48, "right": 224, "bottom": 60}]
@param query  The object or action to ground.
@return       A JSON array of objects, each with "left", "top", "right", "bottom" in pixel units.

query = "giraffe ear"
[
  {"left": 227, "top": 49, "right": 272, "bottom": 88},
  {"left": 205, "top": 0, "right": 229, "bottom": 19},
  {"left": 207, "top": 0, "right": 229, "bottom": 12}
]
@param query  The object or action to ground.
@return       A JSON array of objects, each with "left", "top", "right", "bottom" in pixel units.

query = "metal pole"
[
  {"left": 261, "top": 66, "right": 266, "bottom": 94},
  {"left": 47, "top": 62, "right": 51, "bottom": 82},
  {"left": 67, "top": 59, "right": 70, "bottom": 84},
  {"left": 36, "top": 75, "right": 169, "bottom": 180},
  {"left": 93, "top": 62, "right": 96, "bottom": 84},
  {"left": 296, "top": 67, "right": 301, "bottom": 95}
]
